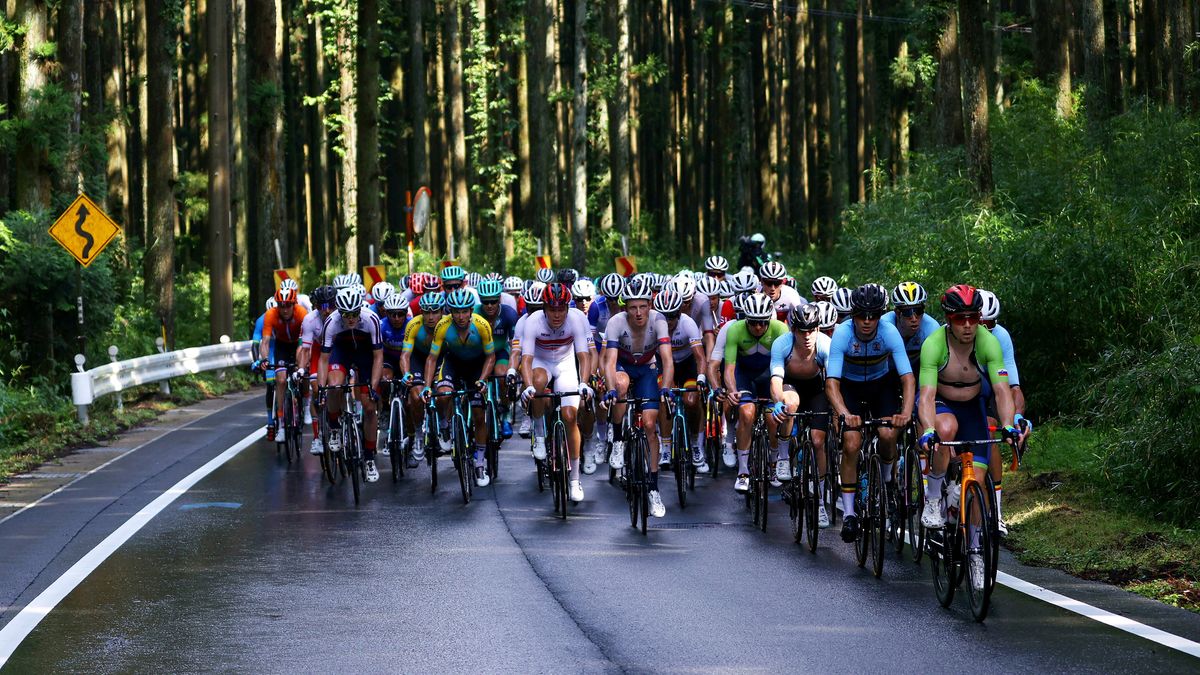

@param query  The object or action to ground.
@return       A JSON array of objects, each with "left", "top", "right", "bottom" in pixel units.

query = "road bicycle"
[
  {"left": 664, "top": 387, "right": 701, "bottom": 507},
  {"left": 615, "top": 396, "right": 656, "bottom": 535},
  {"left": 783, "top": 410, "right": 831, "bottom": 553},
  {"left": 530, "top": 391, "right": 574, "bottom": 519},
  {"left": 318, "top": 383, "right": 373, "bottom": 505},
  {"left": 740, "top": 396, "right": 777, "bottom": 533},
  {"left": 426, "top": 386, "right": 480, "bottom": 505},
  {"left": 839, "top": 417, "right": 894, "bottom": 578}
]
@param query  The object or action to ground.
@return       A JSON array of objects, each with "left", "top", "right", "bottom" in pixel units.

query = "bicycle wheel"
[
  {"left": 554, "top": 420, "right": 569, "bottom": 519},
  {"left": 390, "top": 400, "right": 404, "bottom": 482},
  {"left": 748, "top": 433, "right": 761, "bottom": 519},
  {"left": 633, "top": 431, "right": 649, "bottom": 535},
  {"left": 854, "top": 455, "right": 869, "bottom": 568},
  {"left": 427, "top": 418, "right": 439, "bottom": 493},
  {"left": 486, "top": 398, "right": 500, "bottom": 480},
  {"left": 788, "top": 439, "right": 804, "bottom": 544},
  {"left": 804, "top": 439, "right": 820, "bottom": 553},
  {"left": 825, "top": 436, "right": 841, "bottom": 525},
  {"left": 869, "top": 455, "right": 886, "bottom": 578},
  {"left": 288, "top": 390, "right": 303, "bottom": 464},
  {"left": 672, "top": 419, "right": 687, "bottom": 508},
  {"left": 906, "top": 446, "right": 926, "bottom": 563},
  {"left": 454, "top": 413, "right": 472, "bottom": 505},
  {"left": 347, "top": 421, "right": 361, "bottom": 505},
  {"left": 930, "top": 524, "right": 957, "bottom": 608},
  {"left": 757, "top": 432, "right": 770, "bottom": 533},
  {"left": 985, "top": 473, "right": 1001, "bottom": 586},
  {"left": 963, "top": 481, "right": 995, "bottom": 622}
]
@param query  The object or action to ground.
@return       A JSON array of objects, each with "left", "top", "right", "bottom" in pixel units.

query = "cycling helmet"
[
  {"left": 815, "top": 301, "right": 838, "bottom": 329},
  {"left": 274, "top": 286, "right": 297, "bottom": 304},
  {"left": 264, "top": 296, "right": 278, "bottom": 311},
  {"left": 717, "top": 280, "right": 734, "bottom": 299},
  {"left": 671, "top": 274, "right": 697, "bottom": 301},
  {"left": 535, "top": 268, "right": 556, "bottom": 284},
  {"left": 420, "top": 291, "right": 446, "bottom": 312},
  {"left": 465, "top": 271, "right": 482, "bottom": 288},
  {"left": 598, "top": 273, "right": 626, "bottom": 299},
  {"left": 484, "top": 272, "right": 503, "bottom": 282},
  {"left": 542, "top": 282, "right": 572, "bottom": 307},
  {"left": 850, "top": 284, "right": 887, "bottom": 314},
  {"left": 653, "top": 290, "right": 684, "bottom": 315},
  {"left": 424, "top": 273, "right": 442, "bottom": 292},
  {"left": 742, "top": 293, "right": 774, "bottom": 321},
  {"left": 941, "top": 284, "right": 982, "bottom": 314},
  {"left": 704, "top": 255, "right": 729, "bottom": 273},
  {"left": 891, "top": 281, "right": 927, "bottom": 307},
  {"left": 523, "top": 281, "right": 547, "bottom": 307},
  {"left": 503, "top": 275, "right": 524, "bottom": 293},
  {"left": 371, "top": 281, "right": 395, "bottom": 304},
  {"left": 311, "top": 285, "right": 336, "bottom": 308},
  {"left": 811, "top": 276, "right": 838, "bottom": 297},
  {"left": 332, "top": 273, "right": 356, "bottom": 290},
  {"left": 477, "top": 279, "right": 504, "bottom": 299},
  {"left": 441, "top": 265, "right": 466, "bottom": 283},
  {"left": 279, "top": 278, "right": 300, "bottom": 293},
  {"left": 696, "top": 276, "right": 722, "bottom": 298},
  {"left": 409, "top": 274, "right": 427, "bottom": 296},
  {"left": 869, "top": 283, "right": 890, "bottom": 308},
  {"left": 382, "top": 294, "right": 407, "bottom": 312},
  {"left": 621, "top": 277, "right": 653, "bottom": 302},
  {"left": 649, "top": 274, "right": 667, "bottom": 292},
  {"left": 446, "top": 288, "right": 475, "bottom": 310},
  {"left": 556, "top": 268, "right": 578, "bottom": 285},
  {"left": 750, "top": 232, "right": 766, "bottom": 245},
  {"left": 784, "top": 276, "right": 796, "bottom": 288},
  {"left": 399, "top": 275, "right": 410, "bottom": 292},
  {"left": 759, "top": 261, "right": 787, "bottom": 281},
  {"left": 790, "top": 303, "right": 821, "bottom": 331},
  {"left": 571, "top": 279, "right": 596, "bottom": 299},
  {"left": 730, "top": 293, "right": 750, "bottom": 318},
  {"left": 730, "top": 271, "right": 757, "bottom": 294},
  {"left": 978, "top": 289, "right": 1000, "bottom": 321},
  {"left": 334, "top": 287, "right": 364, "bottom": 313},
  {"left": 831, "top": 287, "right": 854, "bottom": 314}
]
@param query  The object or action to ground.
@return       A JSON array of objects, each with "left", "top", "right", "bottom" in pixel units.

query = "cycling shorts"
[
  {"left": 936, "top": 395, "right": 992, "bottom": 467},
  {"left": 329, "top": 345, "right": 375, "bottom": 381},
  {"left": 673, "top": 356, "right": 699, "bottom": 387},
  {"left": 272, "top": 342, "right": 299, "bottom": 371},
  {"left": 494, "top": 349, "right": 510, "bottom": 368},
  {"left": 782, "top": 376, "right": 829, "bottom": 432},
  {"left": 437, "top": 355, "right": 485, "bottom": 405},
  {"left": 382, "top": 349, "right": 403, "bottom": 374},
  {"left": 837, "top": 376, "right": 900, "bottom": 421},
  {"left": 617, "top": 360, "right": 660, "bottom": 410},
  {"left": 531, "top": 355, "right": 580, "bottom": 408}
]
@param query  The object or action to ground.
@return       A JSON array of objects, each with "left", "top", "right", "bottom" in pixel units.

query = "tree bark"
[
  {"left": 14, "top": 0, "right": 52, "bottom": 210},
  {"left": 304, "top": 0, "right": 329, "bottom": 267},
  {"left": 611, "top": 0, "right": 632, "bottom": 236},
  {"left": 958, "top": 0, "right": 993, "bottom": 200},
  {"left": 56, "top": 0, "right": 83, "bottom": 198},
  {"left": 208, "top": 0, "right": 234, "bottom": 342},
  {"left": 409, "top": 0, "right": 430, "bottom": 187},
  {"left": 933, "top": 9, "right": 964, "bottom": 148},
  {"left": 101, "top": 0, "right": 130, "bottom": 228},
  {"left": 1081, "top": 0, "right": 1108, "bottom": 121},
  {"left": 338, "top": 15, "right": 358, "bottom": 269},
  {"left": 814, "top": 0, "right": 834, "bottom": 246},
  {"left": 232, "top": 0, "right": 249, "bottom": 276},
  {"left": 569, "top": 0, "right": 588, "bottom": 271},
  {"left": 357, "top": 0, "right": 381, "bottom": 266},
  {"left": 146, "top": 0, "right": 178, "bottom": 345},
  {"left": 446, "top": 0, "right": 470, "bottom": 262},
  {"left": 1034, "top": 0, "right": 1072, "bottom": 117},
  {"left": 248, "top": 0, "right": 286, "bottom": 312}
]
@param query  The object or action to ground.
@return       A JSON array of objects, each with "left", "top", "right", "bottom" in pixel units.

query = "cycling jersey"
[
  {"left": 604, "top": 311, "right": 671, "bottom": 366},
  {"left": 917, "top": 325, "right": 1008, "bottom": 392},
  {"left": 769, "top": 331, "right": 832, "bottom": 431},
  {"left": 882, "top": 310, "right": 940, "bottom": 365},
  {"left": 989, "top": 323, "right": 1021, "bottom": 387},
  {"left": 299, "top": 311, "right": 327, "bottom": 349},
  {"left": 252, "top": 312, "right": 276, "bottom": 381},
  {"left": 668, "top": 314, "right": 703, "bottom": 363},
  {"left": 511, "top": 313, "right": 530, "bottom": 353},
  {"left": 723, "top": 319, "right": 788, "bottom": 364},
  {"left": 379, "top": 316, "right": 407, "bottom": 370},
  {"left": 710, "top": 320, "right": 734, "bottom": 363},
  {"left": 825, "top": 321, "right": 911, "bottom": 382},
  {"left": 321, "top": 311, "right": 383, "bottom": 375},
  {"left": 519, "top": 308, "right": 592, "bottom": 362},
  {"left": 686, "top": 293, "right": 717, "bottom": 335},
  {"left": 429, "top": 314, "right": 495, "bottom": 361},
  {"left": 767, "top": 285, "right": 807, "bottom": 321},
  {"left": 402, "top": 317, "right": 438, "bottom": 356},
  {"left": 769, "top": 332, "right": 831, "bottom": 379},
  {"left": 499, "top": 293, "right": 518, "bottom": 313},
  {"left": 588, "top": 297, "right": 613, "bottom": 340},
  {"left": 262, "top": 306, "right": 308, "bottom": 344},
  {"left": 479, "top": 304, "right": 519, "bottom": 357}
]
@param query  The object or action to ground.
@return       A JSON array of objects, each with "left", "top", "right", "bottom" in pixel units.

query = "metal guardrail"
[{"left": 70, "top": 335, "right": 253, "bottom": 424}]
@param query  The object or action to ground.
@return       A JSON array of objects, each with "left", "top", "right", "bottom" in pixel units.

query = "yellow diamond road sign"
[{"left": 48, "top": 193, "right": 122, "bottom": 267}]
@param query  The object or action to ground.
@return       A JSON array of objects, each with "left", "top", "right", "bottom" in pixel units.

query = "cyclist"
[
  {"left": 367, "top": 282, "right": 397, "bottom": 318},
  {"left": 917, "top": 284, "right": 1018, "bottom": 591},
  {"left": 509, "top": 282, "right": 546, "bottom": 438},
  {"left": 831, "top": 287, "right": 854, "bottom": 324},
  {"left": 423, "top": 288, "right": 497, "bottom": 487},
  {"left": 721, "top": 293, "right": 788, "bottom": 493},
  {"left": 979, "top": 288, "right": 1029, "bottom": 534},
  {"left": 252, "top": 296, "right": 279, "bottom": 435},
  {"left": 757, "top": 261, "right": 806, "bottom": 320},
  {"left": 770, "top": 303, "right": 832, "bottom": 527},
  {"left": 536, "top": 267, "right": 556, "bottom": 284},
  {"left": 256, "top": 287, "right": 309, "bottom": 443},
  {"left": 736, "top": 232, "right": 770, "bottom": 270},
  {"left": 811, "top": 276, "right": 838, "bottom": 303},
  {"left": 399, "top": 292, "right": 446, "bottom": 465},
  {"left": 571, "top": 279, "right": 602, "bottom": 471},
  {"left": 299, "top": 285, "right": 336, "bottom": 455},
  {"left": 441, "top": 265, "right": 480, "bottom": 306},
  {"left": 376, "top": 292, "right": 410, "bottom": 455},
  {"left": 602, "top": 277, "right": 675, "bottom": 518},
  {"left": 588, "top": 273, "right": 625, "bottom": 465},
  {"left": 518, "top": 283, "right": 595, "bottom": 502},
  {"left": 656, "top": 290, "right": 709, "bottom": 474},
  {"left": 503, "top": 275, "right": 526, "bottom": 314},
  {"left": 477, "top": 278, "right": 519, "bottom": 438},
  {"left": 318, "top": 286, "right": 385, "bottom": 483},
  {"left": 705, "top": 255, "right": 729, "bottom": 282},
  {"left": 708, "top": 293, "right": 749, "bottom": 468},
  {"left": 572, "top": 279, "right": 596, "bottom": 318},
  {"left": 883, "top": 281, "right": 939, "bottom": 367},
  {"left": 815, "top": 301, "right": 838, "bottom": 339},
  {"left": 825, "top": 284, "right": 915, "bottom": 544}
]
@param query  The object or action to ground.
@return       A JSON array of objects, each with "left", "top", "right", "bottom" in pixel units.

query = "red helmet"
[
  {"left": 274, "top": 287, "right": 297, "bottom": 304},
  {"left": 423, "top": 273, "right": 442, "bottom": 292},
  {"left": 941, "top": 284, "right": 982, "bottom": 314},
  {"left": 409, "top": 274, "right": 426, "bottom": 295},
  {"left": 542, "top": 282, "right": 572, "bottom": 308}
]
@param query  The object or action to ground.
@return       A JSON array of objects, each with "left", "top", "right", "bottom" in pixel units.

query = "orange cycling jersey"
[{"left": 262, "top": 305, "right": 309, "bottom": 344}]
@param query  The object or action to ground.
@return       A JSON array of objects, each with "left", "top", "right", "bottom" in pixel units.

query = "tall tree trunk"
[
  {"left": 933, "top": 9, "right": 964, "bottom": 148},
  {"left": 357, "top": 0, "right": 381, "bottom": 266},
  {"left": 1082, "top": 0, "right": 1108, "bottom": 121},
  {"left": 446, "top": 0, "right": 470, "bottom": 262},
  {"left": 1103, "top": 0, "right": 1124, "bottom": 115},
  {"left": 102, "top": 0, "right": 130, "bottom": 228},
  {"left": 611, "top": 0, "right": 631, "bottom": 236},
  {"left": 958, "top": 0, "right": 994, "bottom": 200},
  {"left": 304, "top": 0, "right": 329, "bottom": 267},
  {"left": 814, "top": 0, "right": 834, "bottom": 246},
  {"left": 146, "top": 0, "right": 178, "bottom": 345},
  {"left": 844, "top": 0, "right": 862, "bottom": 204},
  {"left": 249, "top": 0, "right": 286, "bottom": 311},
  {"left": 409, "top": 0, "right": 429, "bottom": 187},
  {"left": 338, "top": 17, "right": 358, "bottom": 269},
  {"left": 208, "top": 0, "right": 234, "bottom": 342},
  {"left": 56, "top": 0, "right": 84, "bottom": 199},
  {"left": 232, "top": 0, "right": 249, "bottom": 277},
  {"left": 569, "top": 0, "right": 588, "bottom": 271},
  {"left": 1034, "top": 0, "right": 1072, "bottom": 117},
  {"left": 14, "top": 0, "right": 52, "bottom": 210}
]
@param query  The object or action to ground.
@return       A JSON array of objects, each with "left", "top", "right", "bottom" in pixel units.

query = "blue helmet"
[
  {"left": 419, "top": 292, "right": 445, "bottom": 312},
  {"left": 446, "top": 288, "right": 475, "bottom": 310},
  {"left": 477, "top": 279, "right": 504, "bottom": 299},
  {"left": 441, "top": 265, "right": 466, "bottom": 282}
]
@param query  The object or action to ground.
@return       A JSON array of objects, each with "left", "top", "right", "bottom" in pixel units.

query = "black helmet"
[
  {"left": 789, "top": 303, "right": 821, "bottom": 331},
  {"left": 850, "top": 284, "right": 887, "bottom": 314},
  {"left": 312, "top": 285, "right": 336, "bottom": 307},
  {"left": 556, "top": 268, "right": 579, "bottom": 285}
]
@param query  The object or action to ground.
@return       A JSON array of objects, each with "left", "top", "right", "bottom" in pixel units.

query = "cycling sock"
[
  {"left": 969, "top": 525, "right": 981, "bottom": 550},
  {"left": 649, "top": 471, "right": 659, "bottom": 491},
  {"left": 596, "top": 419, "right": 608, "bottom": 441},
  {"left": 881, "top": 462, "right": 893, "bottom": 482},
  {"left": 737, "top": 449, "right": 749, "bottom": 474},
  {"left": 841, "top": 486, "right": 856, "bottom": 517},
  {"left": 533, "top": 416, "right": 546, "bottom": 437},
  {"left": 613, "top": 423, "right": 625, "bottom": 443},
  {"left": 775, "top": 441, "right": 788, "bottom": 462},
  {"left": 696, "top": 432, "right": 706, "bottom": 455},
  {"left": 927, "top": 473, "right": 945, "bottom": 501},
  {"left": 819, "top": 479, "right": 826, "bottom": 500},
  {"left": 724, "top": 420, "right": 735, "bottom": 445},
  {"left": 570, "top": 458, "right": 581, "bottom": 481},
  {"left": 474, "top": 447, "right": 485, "bottom": 463},
  {"left": 312, "top": 420, "right": 320, "bottom": 436},
  {"left": 994, "top": 484, "right": 1003, "bottom": 519}
]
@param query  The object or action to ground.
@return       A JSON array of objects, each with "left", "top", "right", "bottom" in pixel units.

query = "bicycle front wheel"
[
  {"left": 869, "top": 455, "right": 886, "bottom": 578},
  {"left": 804, "top": 439, "right": 820, "bottom": 553},
  {"left": 964, "top": 480, "right": 996, "bottom": 622},
  {"left": 454, "top": 415, "right": 472, "bottom": 505},
  {"left": 554, "top": 421, "right": 569, "bottom": 519},
  {"left": 390, "top": 400, "right": 404, "bottom": 482},
  {"left": 347, "top": 422, "right": 362, "bottom": 505},
  {"left": 906, "top": 446, "right": 926, "bottom": 563},
  {"left": 672, "top": 419, "right": 688, "bottom": 508}
]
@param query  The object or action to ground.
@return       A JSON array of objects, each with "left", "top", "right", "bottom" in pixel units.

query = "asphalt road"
[{"left": 3, "top": 395, "right": 1199, "bottom": 672}]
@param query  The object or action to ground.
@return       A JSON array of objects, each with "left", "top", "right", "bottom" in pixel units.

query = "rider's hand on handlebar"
[
  {"left": 725, "top": 389, "right": 741, "bottom": 408},
  {"left": 843, "top": 413, "right": 863, "bottom": 430},
  {"left": 521, "top": 385, "right": 537, "bottom": 404},
  {"left": 578, "top": 383, "right": 593, "bottom": 400},
  {"left": 603, "top": 389, "right": 618, "bottom": 404},
  {"left": 890, "top": 413, "right": 909, "bottom": 429},
  {"left": 770, "top": 401, "right": 787, "bottom": 422},
  {"left": 919, "top": 428, "right": 938, "bottom": 451}
]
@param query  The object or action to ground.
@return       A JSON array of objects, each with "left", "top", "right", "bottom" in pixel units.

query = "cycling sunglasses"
[
  {"left": 760, "top": 279, "right": 782, "bottom": 287},
  {"left": 480, "top": 298, "right": 500, "bottom": 305},
  {"left": 854, "top": 311, "right": 883, "bottom": 321},
  {"left": 747, "top": 319, "right": 770, "bottom": 328},
  {"left": 387, "top": 310, "right": 407, "bottom": 318},
  {"left": 340, "top": 310, "right": 361, "bottom": 319},
  {"left": 948, "top": 312, "right": 981, "bottom": 326},
  {"left": 898, "top": 307, "right": 924, "bottom": 318},
  {"left": 662, "top": 312, "right": 680, "bottom": 321},
  {"left": 278, "top": 302, "right": 296, "bottom": 309}
]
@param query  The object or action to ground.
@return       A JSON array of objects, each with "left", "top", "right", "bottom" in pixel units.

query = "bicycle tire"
[
  {"left": 454, "top": 412, "right": 472, "bottom": 505},
  {"left": 804, "top": 439, "right": 820, "bottom": 553},
  {"left": 633, "top": 430, "right": 649, "bottom": 535},
  {"left": 347, "top": 421, "right": 361, "bottom": 505},
  {"left": 930, "top": 524, "right": 957, "bottom": 608},
  {"left": 486, "top": 398, "right": 500, "bottom": 480},
  {"left": 869, "top": 455, "right": 886, "bottom": 578},
  {"left": 288, "top": 391, "right": 302, "bottom": 464},
  {"left": 390, "top": 400, "right": 404, "bottom": 482},
  {"left": 672, "top": 418, "right": 687, "bottom": 508},
  {"left": 788, "top": 438, "right": 803, "bottom": 544},
  {"left": 756, "top": 430, "right": 771, "bottom": 533},
  {"left": 748, "top": 432, "right": 761, "bottom": 519},
  {"left": 984, "top": 473, "right": 1001, "bottom": 586},
  {"left": 554, "top": 420, "right": 569, "bottom": 519},
  {"left": 906, "top": 446, "right": 926, "bottom": 563},
  {"left": 426, "top": 417, "right": 439, "bottom": 493},
  {"left": 964, "top": 481, "right": 995, "bottom": 622},
  {"left": 854, "top": 453, "right": 869, "bottom": 568}
]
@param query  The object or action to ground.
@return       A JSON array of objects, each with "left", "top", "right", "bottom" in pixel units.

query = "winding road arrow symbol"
[{"left": 75, "top": 203, "right": 94, "bottom": 260}]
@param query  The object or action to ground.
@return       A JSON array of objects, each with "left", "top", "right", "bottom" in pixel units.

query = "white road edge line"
[
  {"left": 0, "top": 394, "right": 256, "bottom": 527},
  {"left": 0, "top": 427, "right": 263, "bottom": 668}
]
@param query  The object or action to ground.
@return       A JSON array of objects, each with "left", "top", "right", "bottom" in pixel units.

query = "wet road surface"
[{"left": 3, "top": 396, "right": 1200, "bottom": 672}]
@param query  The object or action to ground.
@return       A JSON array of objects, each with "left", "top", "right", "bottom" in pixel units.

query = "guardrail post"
[
  {"left": 107, "top": 345, "right": 124, "bottom": 412},
  {"left": 218, "top": 335, "right": 230, "bottom": 381},
  {"left": 155, "top": 337, "right": 172, "bottom": 396},
  {"left": 74, "top": 354, "right": 89, "bottom": 425}
]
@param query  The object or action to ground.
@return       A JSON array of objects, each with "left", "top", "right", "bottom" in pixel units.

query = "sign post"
[{"left": 49, "top": 193, "right": 123, "bottom": 360}]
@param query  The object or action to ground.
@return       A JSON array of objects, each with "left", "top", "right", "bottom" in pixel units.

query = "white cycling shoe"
[
  {"left": 775, "top": 460, "right": 792, "bottom": 482},
  {"left": 609, "top": 441, "right": 625, "bottom": 470},
  {"left": 922, "top": 497, "right": 946, "bottom": 529},
  {"left": 303, "top": 408, "right": 313, "bottom": 425},
  {"left": 531, "top": 437, "right": 548, "bottom": 461},
  {"left": 274, "top": 426, "right": 286, "bottom": 443},
  {"left": 364, "top": 460, "right": 380, "bottom": 483},
  {"left": 582, "top": 453, "right": 597, "bottom": 475},
  {"left": 817, "top": 505, "right": 831, "bottom": 529},
  {"left": 310, "top": 438, "right": 324, "bottom": 456},
  {"left": 734, "top": 474, "right": 750, "bottom": 493},
  {"left": 722, "top": 445, "right": 736, "bottom": 469},
  {"left": 648, "top": 490, "right": 666, "bottom": 518},
  {"left": 969, "top": 553, "right": 985, "bottom": 592},
  {"left": 475, "top": 463, "right": 491, "bottom": 487},
  {"left": 569, "top": 480, "right": 585, "bottom": 503}
]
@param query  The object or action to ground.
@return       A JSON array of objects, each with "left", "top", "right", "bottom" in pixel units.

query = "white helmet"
[
  {"left": 332, "top": 274, "right": 356, "bottom": 290},
  {"left": 730, "top": 271, "right": 757, "bottom": 294},
  {"left": 652, "top": 290, "right": 684, "bottom": 315},
  {"left": 671, "top": 274, "right": 696, "bottom": 301},
  {"left": 811, "top": 276, "right": 838, "bottom": 297},
  {"left": 371, "top": 281, "right": 395, "bottom": 304},
  {"left": 503, "top": 275, "right": 523, "bottom": 293},
  {"left": 382, "top": 294, "right": 407, "bottom": 312},
  {"left": 535, "top": 268, "right": 555, "bottom": 283},
  {"left": 978, "top": 289, "right": 1001, "bottom": 321},
  {"left": 891, "top": 281, "right": 928, "bottom": 307},
  {"left": 523, "top": 281, "right": 547, "bottom": 306},
  {"left": 742, "top": 292, "right": 774, "bottom": 321},
  {"left": 815, "top": 301, "right": 838, "bottom": 329},
  {"left": 739, "top": 266, "right": 757, "bottom": 278},
  {"left": 621, "top": 277, "right": 653, "bottom": 302},
  {"left": 696, "top": 276, "right": 722, "bottom": 298},
  {"left": 831, "top": 287, "right": 854, "bottom": 314},
  {"left": 598, "top": 273, "right": 626, "bottom": 299},
  {"left": 279, "top": 278, "right": 300, "bottom": 292},
  {"left": 750, "top": 232, "right": 766, "bottom": 245},
  {"left": 758, "top": 261, "right": 787, "bottom": 281},
  {"left": 335, "top": 286, "right": 364, "bottom": 313},
  {"left": 704, "top": 256, "right": 729, "bottom": 273},
  {"left": 692, "top": 271, "right": 706, "bottom": 283},
  {"left": 571, "top": 279, "right": 596, "bottom": 299}
]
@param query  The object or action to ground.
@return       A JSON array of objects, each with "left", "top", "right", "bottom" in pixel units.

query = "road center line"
[{"left": 0, "top": 428, "right": 263, "bottom": 668}]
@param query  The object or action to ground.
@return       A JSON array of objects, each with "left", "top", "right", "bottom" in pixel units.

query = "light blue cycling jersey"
[
  {"left": 826, "top": 320, "right": 911, "bottom": 382},
  {"left": 989, "top": 322, "right": 1020, "bottom": 387},
  {"left": 769, "top": 331, "right": 831, "bottom": 379},
  {"left": 882, "top": 311, "right": 940, "bottom": 360}
]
